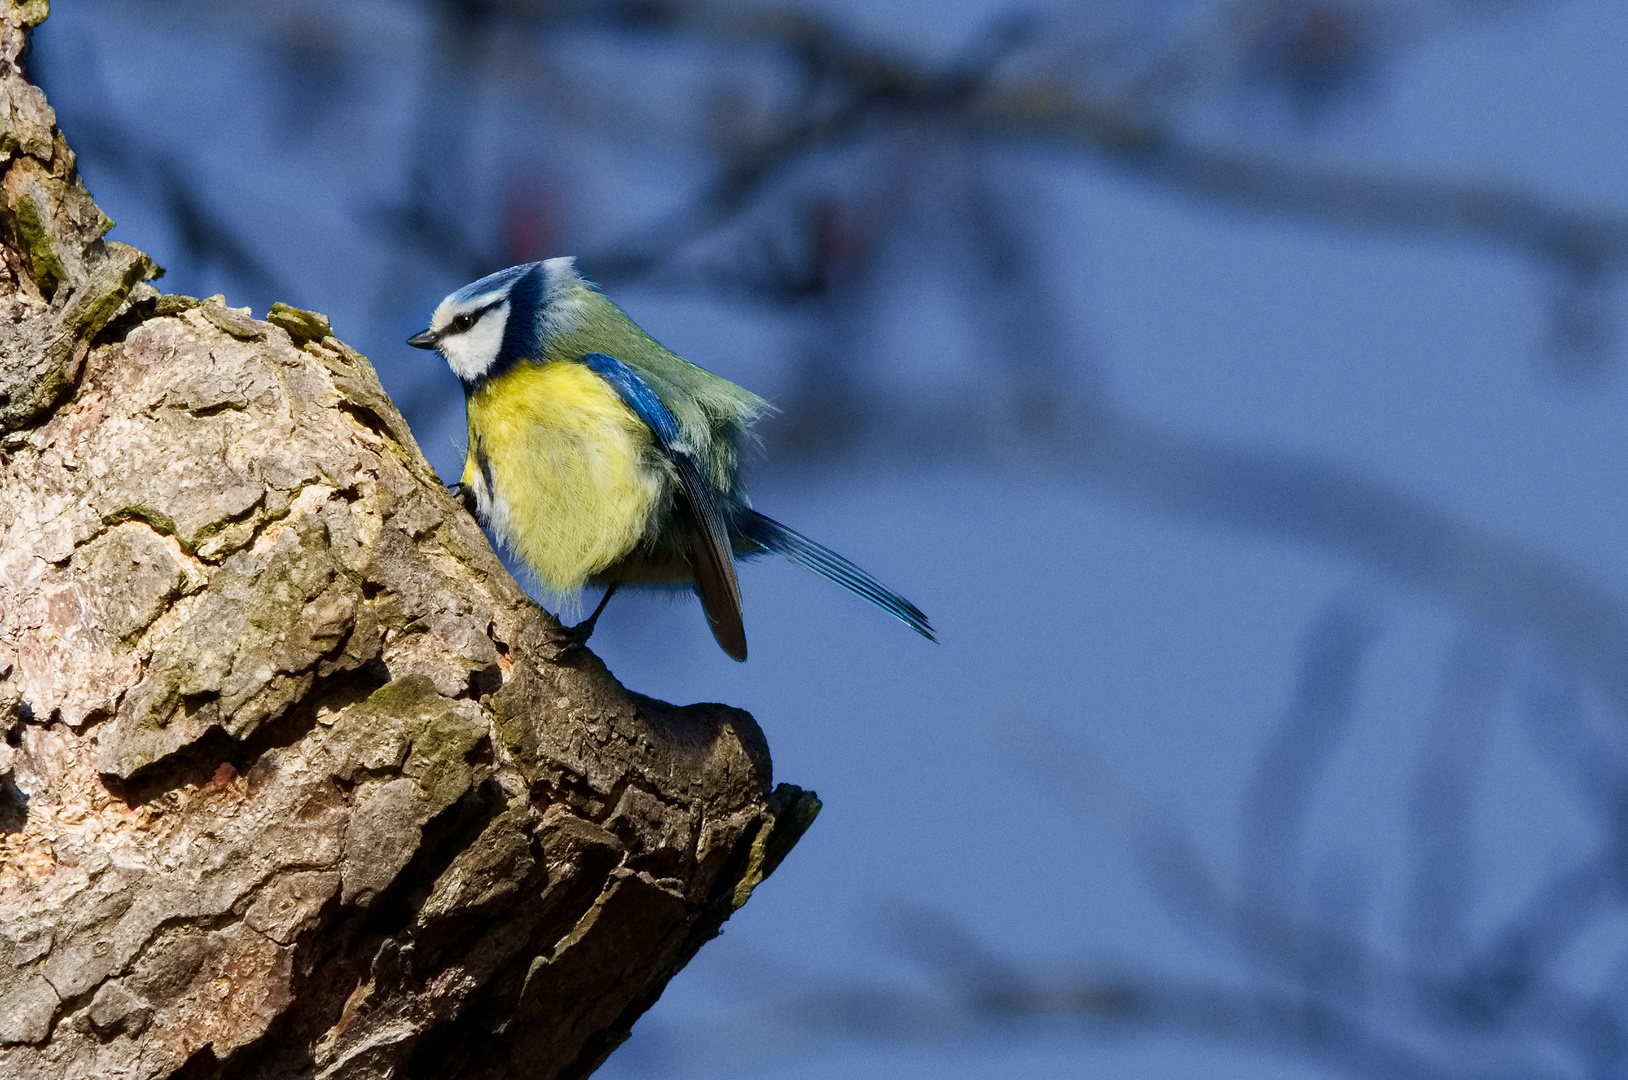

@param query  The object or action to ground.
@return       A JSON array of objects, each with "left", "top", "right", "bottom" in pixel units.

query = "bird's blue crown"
[{"left": 450, "top": 262, "right": 536, "bottom": 307}]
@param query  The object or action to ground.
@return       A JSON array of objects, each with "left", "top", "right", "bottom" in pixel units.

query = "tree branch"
[{"left": 0, "top": 5, "right": 813, "bottom": 1076}]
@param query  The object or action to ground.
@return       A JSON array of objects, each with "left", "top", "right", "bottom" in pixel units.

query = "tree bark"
[{"left": 0, "top": 5, "right": 817, "bottom": 1077}]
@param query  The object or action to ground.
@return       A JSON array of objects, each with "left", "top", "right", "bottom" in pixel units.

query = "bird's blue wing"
[
  {"left": 578, "top": 352, "right": 685, "bottom": 447},
  {"left": 577, "top": 352, "right": 747, "bottom": 660},
  {"left": 738, "top": 510, "right": 935, "bottom": 641}
]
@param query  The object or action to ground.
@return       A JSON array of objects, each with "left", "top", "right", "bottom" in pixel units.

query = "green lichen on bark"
[
  {"left": 267, "top": 301, "right": 333, "bottom": 344},
  {"left": 10, "top": 185, "right": 62, "bottom": 291},
  {"left": 12, "top": 0, "right": 47, "bottom": 29},
  {"left": 732, "top": 784, "right": 822, "bottom": 909}
]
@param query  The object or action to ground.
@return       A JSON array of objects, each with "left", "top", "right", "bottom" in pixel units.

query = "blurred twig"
[
  {"left": 1405, "top": 632, "right": 1505, "bottom": 975},
  {"left": 1240, "top": 599, "right": 1382, "bottom": 905}
]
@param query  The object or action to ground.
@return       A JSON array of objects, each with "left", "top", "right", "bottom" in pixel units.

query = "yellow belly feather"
[{"left": 463, "top": 361, "right": 666, "bottom": 594}]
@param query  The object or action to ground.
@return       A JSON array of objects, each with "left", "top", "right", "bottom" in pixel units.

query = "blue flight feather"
[{"left": 738, "top": 511, "right": 936, "bottom": 641}]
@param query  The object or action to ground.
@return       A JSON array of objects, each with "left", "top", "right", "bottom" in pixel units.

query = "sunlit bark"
[{"left": 0, "top": 6, "right": 815, "bottom": 1076}]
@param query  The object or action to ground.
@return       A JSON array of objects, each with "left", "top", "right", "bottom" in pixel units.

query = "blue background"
[{"left": 36, "top": 2, "right": 1628, "bottom": 1076}]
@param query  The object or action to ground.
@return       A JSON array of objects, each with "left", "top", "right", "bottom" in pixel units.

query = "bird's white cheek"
[{"left": 439, "top": 302, "right": 509, "bottom": 381}]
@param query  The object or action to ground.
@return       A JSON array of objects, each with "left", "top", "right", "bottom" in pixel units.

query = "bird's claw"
[
  {"left": 547, "top": 616, "right": 602, "bottom": 660},
  {"left": 551, "top": 584, "right": 619, "bottom": 653},
  {"left": 447, "top": 482, "right": 478, "bottom": 516}
]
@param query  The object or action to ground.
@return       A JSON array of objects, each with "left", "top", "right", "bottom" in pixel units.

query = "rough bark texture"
[{"left": 0, "top": 5, "right": 817, "bottom": 1077}]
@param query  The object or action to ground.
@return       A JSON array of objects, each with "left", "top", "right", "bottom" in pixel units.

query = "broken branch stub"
[{"left": 0, "top": 4, "right": 816, "bottom": 1077}]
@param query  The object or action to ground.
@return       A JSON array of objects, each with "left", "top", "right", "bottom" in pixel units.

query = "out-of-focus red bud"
[
  {"left": 811, "top": 202, "right": 871, "bottom": 289},
  {"left": 1286, "top": 3, "right": 1365, "bottom": 77},
  {"left": 503, "top": 178, "right": 564, "bottom": 264}
]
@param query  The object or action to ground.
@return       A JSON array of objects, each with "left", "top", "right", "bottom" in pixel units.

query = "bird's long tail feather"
[{"left": 738, "top": 511, "right": 935, "bottom": 641}]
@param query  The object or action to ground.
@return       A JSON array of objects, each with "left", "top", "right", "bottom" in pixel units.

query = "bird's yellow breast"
[{"left": 463, "top": 360, "right": 666, "bottom": 594}]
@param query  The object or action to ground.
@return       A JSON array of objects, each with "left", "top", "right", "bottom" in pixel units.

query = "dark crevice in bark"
[
  {"left": 173, "top": 1044, "right": 225, "bottom": 1080},
  {"left": 0, "top": 769, "right": 28, "bottom": 833},
  {"left": 336, "top": 398, "right": 404, "bottom": 446},
  {"left": 104, "top": 660, "right": 392, "bottom": 804},
  {"left": 366, "top": 778, "right": 511, "bottom": 941},
  {"left": 205, "top": 780, "right": 514, "bottom": 1080},
  {"left": 400, "top": 845, "right": 632, "bottom": 1080},
  {"left": 87, "top": 288, "right": 163, "bottom": 349}
]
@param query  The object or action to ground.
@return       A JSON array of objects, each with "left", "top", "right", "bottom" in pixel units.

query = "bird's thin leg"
[{"left": 562, "top": 583, "right": 620, "bottom": 646}]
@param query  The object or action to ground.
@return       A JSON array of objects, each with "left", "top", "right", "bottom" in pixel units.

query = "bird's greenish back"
[{"left": 543, "top": 285, "right": 769, "bottom": 493}]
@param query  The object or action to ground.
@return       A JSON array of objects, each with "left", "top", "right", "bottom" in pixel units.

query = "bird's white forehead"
[{"left": 430, "top": 292, "right": 490, "bottom": 333}]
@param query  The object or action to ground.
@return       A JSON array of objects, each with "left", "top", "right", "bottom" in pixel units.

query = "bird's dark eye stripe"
[{"left": 444, "top": 298, "right": 506, "bottom": 337}]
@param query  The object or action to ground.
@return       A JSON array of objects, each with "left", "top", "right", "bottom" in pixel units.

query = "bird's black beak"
[{"left": 406, "top": 329, "right": 438, "bottom": 349}]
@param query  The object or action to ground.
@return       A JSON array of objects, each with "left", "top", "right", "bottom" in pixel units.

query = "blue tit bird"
[{"left": 407, "top": 257, "right": 933, "bottom": 661}]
